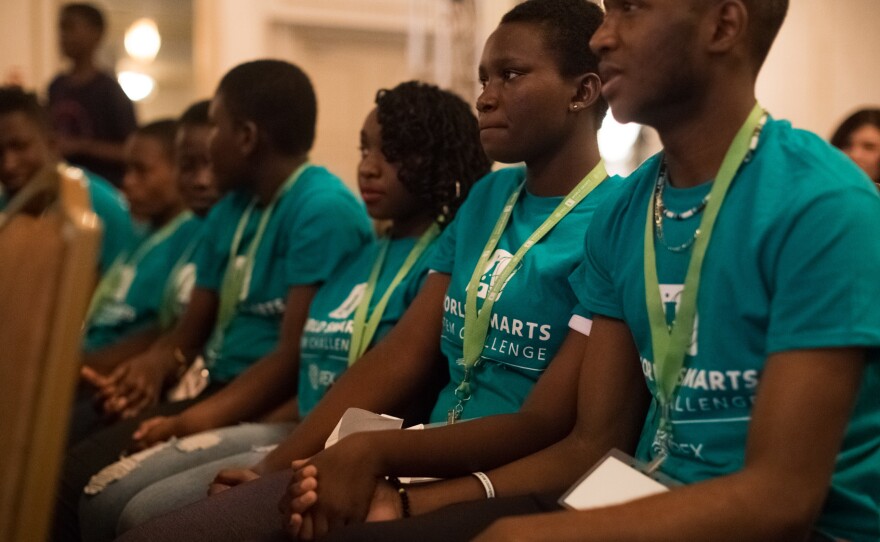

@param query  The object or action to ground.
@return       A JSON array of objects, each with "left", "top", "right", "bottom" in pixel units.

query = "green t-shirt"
[
  {"left": 84, "top": 214, "right": 202, "bottom": 351},
  {"left": 428, "top": 166, "right": 621, "bottom": 423},
  {"left": 574, "top": 117, "right": 880, "bottom": 541},
  {"left": 298, "top": 235, "right": 437, "bottom": 416},
  {"left": 195, "top": 165, "right": 374, "bottom": 383},
  {"left": 0, "top": 168, "right": 134, "bottom": 274}
]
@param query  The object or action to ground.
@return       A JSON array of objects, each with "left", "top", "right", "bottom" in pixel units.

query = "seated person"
[
  {"left": 280, "top": 1, "right": 880, "bottom": 541},
  {"left": 83, "top": 119, "right": 196, "bottom": 375},
  {"left": 0, "top": 85, "right": 134, "bottom": 275},
  {"left": 115, "top": 1, "right": 620, "bottom": 540},
  {"left": 77, "top": 80, "right": 491, "bottom": 542},
  {"left": 52, "top": 59, "right": 374, "bottom": 542}
]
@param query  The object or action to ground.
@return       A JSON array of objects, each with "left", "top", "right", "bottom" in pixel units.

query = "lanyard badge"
[
  {"left": 448, "top": 161, "right": 609, "bottom": 423},
  {"left": 644, "top": 104, "right": 768, "bottom": 458},
  {"left": 347, "top": 224, "right": 441, "bottom": 366}
]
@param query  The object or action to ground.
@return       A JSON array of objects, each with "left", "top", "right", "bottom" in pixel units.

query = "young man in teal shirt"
[
  {"left": 54, "top": 60, "right": 373, "bottom": 541},
  {"left": 83, "top": 119, "right": 198, "bottom": 371},
  {"left": 0, "top": 85, "right": 134, "bottom": 275},
  {"left": 284, "top": 1, "right": 880, "bottom": 541}
]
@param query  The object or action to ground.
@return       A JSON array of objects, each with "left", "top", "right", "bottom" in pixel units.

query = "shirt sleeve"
[
  {"left": 571, "top": 206, "right": 624, "bottom": 321},
  {"left": 87, "top": 175, "right": 134, "bottom": 273},
  {"left": 283, "top": 191, "right": 372, "bottom": 287},
  {"left": 428, "top": 212, "right": 459, "bottom": 274},
  {"left": 194, "top": 203, "right": 230, "bottom": 291},
  {"left": 767, "top": 184, "right": 880, "bottom": 353}
]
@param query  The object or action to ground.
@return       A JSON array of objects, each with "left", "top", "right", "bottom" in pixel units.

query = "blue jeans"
[{"left": 78, "top": 422, "right": 292, "bottom": 542}]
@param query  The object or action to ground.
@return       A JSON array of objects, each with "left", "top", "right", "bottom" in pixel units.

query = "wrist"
[{"left": 387, "top": 477, "right": 411, "bottom": 519}]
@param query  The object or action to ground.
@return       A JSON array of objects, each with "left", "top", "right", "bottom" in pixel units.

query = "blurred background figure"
[
  {"left": 48, "top": 2, "right": 137, "bottom": 187},
  {"left": 831, "top": 108, "right": 880, "bottom": 185}
]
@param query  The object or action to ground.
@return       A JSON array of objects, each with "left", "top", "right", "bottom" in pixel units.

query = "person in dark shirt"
[{"left": 48, "top": 2, "right": 138, "bottom": 187}]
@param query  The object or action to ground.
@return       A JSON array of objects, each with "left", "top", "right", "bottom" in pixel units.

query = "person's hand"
[
  {"left": 131, "top": 415, "right": 184, "bottom": 450},
  {"left": 102, "top": 350, "right": 176, "bottom": 419},
  {"left": 284, "top": 471, "right": 401, "bottom": 540},
  {"left": 208, "top": 467, "right": 261, "bottom": 496},
  {"left": 282, "top": 434, "right": 382, "bottom": 540}
]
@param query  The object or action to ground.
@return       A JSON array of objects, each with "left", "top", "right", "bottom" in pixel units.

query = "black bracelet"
[{"left": 388, "top": 476, "right": 411, "bottom": 518}]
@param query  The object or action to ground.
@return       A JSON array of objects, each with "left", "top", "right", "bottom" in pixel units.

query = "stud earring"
[{"left": 569, "top": 103, "right": 581, "bottom": 112}]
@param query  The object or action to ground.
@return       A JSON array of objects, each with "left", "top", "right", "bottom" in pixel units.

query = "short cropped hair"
[
  {"left": 0, "top": 86, "right": 50, "bottom": 132},
  {"left": 742, "top": 0, "right": 789, "bottom": 69},
  {"left": 61, "top": 3, "right": 106, "bottom": 34},
  {"left": 179, "top": 100, "right": 211, "bottom": 127},
  {"left": 501, "top": 0, "right": 608, "bottom": 122},
  {"left": 374, "top": 81, "right": 492, "bottom": 226},
  {"left": 216, "top": 60, "right": 317, "bottom": 156},
  {"left": 133, "top": 119, "right": 178, "bottom": 161}
]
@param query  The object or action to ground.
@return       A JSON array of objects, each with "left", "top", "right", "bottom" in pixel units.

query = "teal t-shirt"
[
  {"left": 0, "top": 168, "right": 134, "bottom": 274},
  {"left": 84, "top": 214, "right": 203, "bottom": 351},
  {"left": 574, "top": 117, "right": 880, "bottom": 541},
  {"left": 195, "top": 165, "right": 374, "bottom": 383},
  {"left": 85, "top": 171, "right": 136, "bottom": 274},
  {"left": 428, "top": 166, "right": 621, "bottom": 423},
  {"left": 297, "top": 234, "right": 437, "bottom": 416}
]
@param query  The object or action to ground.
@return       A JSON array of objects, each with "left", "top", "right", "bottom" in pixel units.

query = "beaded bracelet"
[{"left": 388, "top": 476, "right": 411, "bottom": 518}]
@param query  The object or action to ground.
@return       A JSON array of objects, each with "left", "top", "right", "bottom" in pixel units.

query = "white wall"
[{"left": 758, "top": 0, "right": 880, "bottom": 138}]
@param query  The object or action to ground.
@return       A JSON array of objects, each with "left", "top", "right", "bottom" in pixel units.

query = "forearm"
[
  {"left": 408, "top": 432, "right": 600, "bottom": 516},
  {"left": 83, "top": 327, "right": 159, "bottom": 373},
  {"left": 179, "top": 350, "right": 297, "bottom": 433},
  {"left": 372, "top": 410, "right": 570, "bottom": 478},
  {"left": 497, "top": 470, "right": 817, "bottom": 541}
]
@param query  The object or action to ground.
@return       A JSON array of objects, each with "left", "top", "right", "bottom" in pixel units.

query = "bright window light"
[
  {"left": 598, "top": 110, "right": 642, "bottom": 163},
  {"left": 125, "top": 18, "right": 161, "bottom": 62},
  {"left": 118, "top": 71, "right": 155, "bottom": 102}
]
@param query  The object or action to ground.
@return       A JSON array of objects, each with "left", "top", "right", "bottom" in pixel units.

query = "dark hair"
[
  {"left": 375, "top": 81, "right": 492, "bottom": 225},
  {"left": 831, "top": 109, "right": 880, "bottom": 150},
  {"left": 216, "top": 60, "right": 317, "bottom": 156},
  {"left": 61, "top": 3, "right": 105, "bottom": 34},
  {"left": 179, "top": 100, "right": 211, "bottom": 126},
  {"left": 501, "top": 0, "right": 608, "bottom": 123},
  {"left": 134, "top": 119, "right": 178, "bottom": 161},
  {"left": 0, "top": 86, "right": 50, "bottom": 132},
  {"left": 743, "top": 0, "right": 788, "bottom": 69}
]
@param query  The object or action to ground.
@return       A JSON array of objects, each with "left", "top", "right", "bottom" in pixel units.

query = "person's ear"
[
  {"left": 569, "top": 72, "right": 602, "bottom": 114},
  {"left": 706, "top": 0, "right": 749, "bottom": 56},
  {"left": 237, "top": 120, "right": 259, "bottom": 157}
]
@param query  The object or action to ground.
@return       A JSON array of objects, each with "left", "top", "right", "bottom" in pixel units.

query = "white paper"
[{"left": 561, "top": 455, "right": 669, "bottom": 510}]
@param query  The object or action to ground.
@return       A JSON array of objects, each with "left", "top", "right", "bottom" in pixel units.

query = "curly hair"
[{"left": 375, "top": 81, "right": 492, "bottom": 226}]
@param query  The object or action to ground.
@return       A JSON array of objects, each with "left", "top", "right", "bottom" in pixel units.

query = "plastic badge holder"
[{"left": 559, "top": 448, "right": 680, "bottom": 511}]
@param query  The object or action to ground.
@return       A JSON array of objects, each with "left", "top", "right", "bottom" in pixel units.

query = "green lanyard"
[
  {"left": 644, "top": 104, "right": 767, "bottom": 452},
  {"left": 158, "top": 233, "right": 201, "bottom": 330},
  {"left": 347, "top": 223, "right": 440, "bottom": 366},
  {"left": 207, "top": 163, "right": 309, "bottom": 359},
  {"left": 86, "top": 210, "right": 193, "bottom": 324},
  {"left": 449, "top": 160, "right": 609, "bottom": 423}
]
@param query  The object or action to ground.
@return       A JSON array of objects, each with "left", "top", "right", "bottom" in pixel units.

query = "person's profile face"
[
  {"left": 589, "top": 0, "right": 705, "bottom": 126},
  {"left": 843, "top": 124, "right": 880, "bottom": 183},
  {"left": 207, "top": 94, "right": 248, "bottom": 194},
  {"left": 175, "top": 124, "right": 220, "bottom": 217},
  {"left": 475, "top": 22, "right": 576, "bottom": 165},
  {"left": 356, "top": 108, "right": 421, "bottom": 223},
  {"left": 121, "top": 134, "right": 180, "bottom": 222},
  {"left": 0, "top": 112, "right": 52, "bottom": 196}
]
